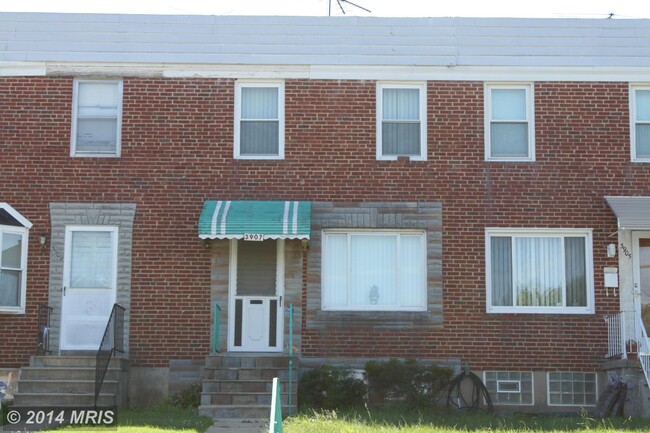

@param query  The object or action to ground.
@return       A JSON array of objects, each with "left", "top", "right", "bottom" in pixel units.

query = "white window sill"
[
  {"left": 0, "top": 307, "right": 26, "bottom": 314},
  {"left": 485, "top": 157, "right": 535, "bottom": 162},
  {"left": 71, "top": 153, "right": 120, "bottom": 158},
  {"left": 322, "top": 306, "right": 427, "bottom": 312},
  {"left": 235, "top": 155, "right": 284, "bottom": 160},
  {"left": 487, "top": 306, "right": 594, "bottom": 315},
  {"left": 377, "top": 155, "right": 426, "bottom": 162}
]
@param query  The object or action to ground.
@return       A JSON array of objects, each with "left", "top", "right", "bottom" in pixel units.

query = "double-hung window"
[
  {"left": 485, "top": 83, "right": 534, "bottom": 161},
  {"left": 486, "top": 229, "right": 593, "bottom": 314},
  {"left": 235, "top": 81, "right": 285, "bottom": 159},
  {"left": 631, "top": 86, "right": 650, "bottom": 162},
  {"left": 71, "top": 79, "right": 123, "bottom": 157},
  {"left": 0, "top": 203, "right": 32, "bottom": 314},
  {"left": 377, "top": 83, "right": 427, "bottom": 161},
  {"left": 322, "top": 231, "right": 427, "bottom": 311}
]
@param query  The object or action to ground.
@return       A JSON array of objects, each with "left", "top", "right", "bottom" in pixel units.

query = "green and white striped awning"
[{"left": 198, "top": 200, "right": 311, "bottom": 240}]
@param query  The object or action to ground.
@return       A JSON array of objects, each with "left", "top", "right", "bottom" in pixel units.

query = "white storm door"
[
  {"left": 60, "top": 226, "right": 118, "bottom": 351},
  {"left": 229, "top": 239, "right": 284, "bottom": 352}
]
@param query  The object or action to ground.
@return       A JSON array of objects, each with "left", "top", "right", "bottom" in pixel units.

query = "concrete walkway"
[{"left": 206, "top": 418, "right": 269, "bottom": 433}]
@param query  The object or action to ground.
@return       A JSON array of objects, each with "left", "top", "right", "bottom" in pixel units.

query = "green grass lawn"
[
  {"left": 283, "top": 409, "right": 650, "bottom": 433},
  {"left": 18, "top": 405, "right": 650, "bottom": 433},
  {"left": 55, "top": 405, "right": 213, "bottom": 433}
]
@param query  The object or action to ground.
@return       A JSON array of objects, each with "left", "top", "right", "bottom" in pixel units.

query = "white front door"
[
  {"left": 229, "top": 239, "right": 284, "bottom": 352},
  {"left": 633, "top": 231, "right": 650, "bottom": 336},
  {"left": 60, "top": 226, "right": 118, "bottom": 351}
]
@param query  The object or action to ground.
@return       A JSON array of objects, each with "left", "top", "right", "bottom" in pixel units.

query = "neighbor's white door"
[
  {"left": 60, "top": 226, "right": 118, "bottom": 351},
  {"left": 633, "top": 231, "right": 650, "bottom": 335}
]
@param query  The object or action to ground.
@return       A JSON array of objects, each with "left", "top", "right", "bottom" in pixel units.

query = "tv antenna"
[{"left": 328, "top": 0, "right": 371, "bottom": 16}]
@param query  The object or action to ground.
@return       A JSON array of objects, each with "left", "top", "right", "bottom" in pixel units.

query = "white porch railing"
[{"left": 605, "top": 310, "right": 650, "bottom": 386}]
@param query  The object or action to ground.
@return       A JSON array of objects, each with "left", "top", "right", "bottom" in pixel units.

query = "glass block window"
[
  {"left": 548, "top": 372, "right": 597, "bottom": 406},
  {"left": 484, "top": 371, "right": 533, "bottom": 405}
]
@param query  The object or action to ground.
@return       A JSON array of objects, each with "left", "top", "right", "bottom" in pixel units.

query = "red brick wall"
[{"left": 0, "top": 77, "right": 642, "bottom": 369}]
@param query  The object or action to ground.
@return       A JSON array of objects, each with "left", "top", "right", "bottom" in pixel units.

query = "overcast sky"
[{"left": 1, "top": 0, "right": 650, "bottom": 18}]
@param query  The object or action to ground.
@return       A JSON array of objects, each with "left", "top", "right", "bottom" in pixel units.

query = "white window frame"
[
  {"left": 485, "top": 228, "right": 594, "bottom": 314},
  {"left": 0, "top": 203, "right": 32, "bottom": 314},
  {"left": 547, "top": 372, "right": 598, "bottom": 407},
  {"left": 630, "top": 84, "right": 650, "bottom": 162},
  {"left": 484, "top": 371, "right": 534, "bottom": 406},
  {"left": 485, "top": 83, "right": 535, "bottom": 162},
  {"left": 376, "top": 82, "right": 427, "bottom": 161},
  {"left": 70, "top": 78, "right": 123, "bottom": 158},
  {"left": 234, "top": 80, "right": 285, "bottom": 160},
  {"left": 321, "top": 229, "right": 427, "bottom": 312}
]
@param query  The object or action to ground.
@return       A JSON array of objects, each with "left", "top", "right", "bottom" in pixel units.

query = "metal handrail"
[
  {"left": 37, "top": 304, "right": 52, "bottom": 355},
  {"left": 633, "top": 310, "right": 650, "bottom": 386},
  {"left": 94, "top": 304, "right": 125, "bottom": 407},
  {"left": 604, "top": 310, "right": 650, "bottom": 388},
  {"left": 213, "top": 303, "right": 221, "bottom": 353},
  {"left": 288, "top": 303, "right": 294, "bottom": 415}
]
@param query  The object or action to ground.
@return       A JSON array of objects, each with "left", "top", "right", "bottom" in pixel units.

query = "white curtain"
[
  {"left": 513, "top": 237, "right": 562, "bottom": 307},
  {"left": 77, "top": 82, "right": 119, "bottom": 152},
  {"left": 70, "top": 232, "right": 113, "bottom": 289},
  {"left": 0, "top": 233, "right": 22, "bottom": 306},
  {"left": 382, "top": 88, "right": 420, "bottom": 155},
  {"left": 323, "top": 233, "right": 424, "bottom": 309},
  {"left": 636, "top": 90, "right": 650, "bottom": 157},
  {"left": 241, "top": 87, "right": 279, "bottom": 155},
  {"left": 490, "top": 88, "right": 528, "bottom": 157},
  {"left": 565, "top": 237, "right": 587, "bottom": 307},
  {"left": 399, "top": 235, "right": 424, "bottom": 307},
  {"left": 323, "top": 234, "right": 348, "bottom": 307},
  {"left": 350, "top": 235, "right": 397, "bottom": 307},
  {"left": 490, "top": 236, "right": 512, "bottom": 306}
]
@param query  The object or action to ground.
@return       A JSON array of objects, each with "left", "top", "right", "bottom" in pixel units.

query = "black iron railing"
[
  {"left": 37, "top": 304, "right": 52, "bottom": 355},
  {"left": 95, "top": 304, "right": 125, "bottom": 407}
]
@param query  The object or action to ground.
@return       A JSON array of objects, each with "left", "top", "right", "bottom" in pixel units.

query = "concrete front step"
[
  {"left": 199, "top": 405, "right": 290, "bottom": 419},
  {"left": 17, "top": 379, "right": 118, "bottom": 394},
  {"left": 13, "top": 392, "right": 115, "bottom": 407},
  {"left": 206, "top": 367, "right": 291, "bottom": 381},
  {"left": 18, "top": 367, "right": 121, "bottom": 381},
  {"left": 202, "top": 391, "right": 291, "bottom": 406},
  {"left": 205, "top": 355, "right": 291, "bottom": 369},
  {"left": 30, "top": 356, "right": 125, "bottom": 368},
  {"left": 202, "top": 379, "right": 295, "bottom": 394}
]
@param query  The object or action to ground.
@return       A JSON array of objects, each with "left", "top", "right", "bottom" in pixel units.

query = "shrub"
[
  {"left": 169, "top": 382, "right": 202, "bottom": 408},
  {"left": 365, "top": 358, "right": 453, "bottom": 410},
  {"left": 298, "top": 365, "right": 367, "bottom": 410}
]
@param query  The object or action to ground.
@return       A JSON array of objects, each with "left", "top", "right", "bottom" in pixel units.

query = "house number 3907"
[{"left": 620, "top": 242, "right": 632, "bottom": 259}]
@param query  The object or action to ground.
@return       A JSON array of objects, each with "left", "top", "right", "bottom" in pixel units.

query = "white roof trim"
[
  {"left": 605, "top": 196, "right": 650, "bottom": 231},
  {"left": 0, "top": 203, "right": 33, "bottom": 229},
  {"left": 5, "top": 62, "right": 650, "bottom": 82}
]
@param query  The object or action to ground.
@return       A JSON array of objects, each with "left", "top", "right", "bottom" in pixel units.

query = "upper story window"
[
  {"left": 0, "top": 203, "right": 32, "bottom": 314},
  {"left": 71, "top": 79, "right": 123, "bottom": 157},
  {"left": 486, "top": 228, "right": 593, "bottom": 314},
  {"left": 322, "top": 230, "right": 427, "bottom": 311},
  {"left": 485, "top": 83, "right": 535, "bottom": 161},
  {"left": 377, "top": 83, "right": 427, "bottom": 161},
  {"left": 234, "top": 81, "right": 285, "bottom": 159},
  {"left": 631, "top": 86, "right": 650, "bottom": 162}
]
